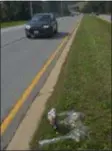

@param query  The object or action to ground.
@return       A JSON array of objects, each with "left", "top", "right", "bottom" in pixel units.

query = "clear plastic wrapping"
[{"left": 39, "top": 109, "right": 89, "bottom": 147}]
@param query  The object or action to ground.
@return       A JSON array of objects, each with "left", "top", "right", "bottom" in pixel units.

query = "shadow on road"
[
  {"left": 30, "top": 32, "right": 69, "bottom": 40},
  {"left": 51, "top": 32, "right": 70, "bottom": 40}
]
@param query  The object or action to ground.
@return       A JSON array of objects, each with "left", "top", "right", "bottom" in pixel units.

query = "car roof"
[{"left": 33, "top": 13, "right": 54, "bottom": 17}]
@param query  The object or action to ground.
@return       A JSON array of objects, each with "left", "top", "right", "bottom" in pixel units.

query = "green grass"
[
  {"left": 1, "top": 21, "right": 26, "bottom": 28},
  {"left": 30, "top": 15, "right": 111, "bottom": 150}
]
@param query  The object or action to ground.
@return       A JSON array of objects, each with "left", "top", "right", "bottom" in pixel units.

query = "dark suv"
[{"left": 25, "top": 13, "right": 58, "bottom": 38}]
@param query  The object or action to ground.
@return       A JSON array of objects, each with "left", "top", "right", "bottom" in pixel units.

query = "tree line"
[
  {"left": 81, "top": 1, "right": 111, "bottom": 14},
  {"left": 0, "top": 1, "right": 72, "bottom": 22},
  {"left": 1, "top": 1, "right": 43, "bottom": 21},
  {"left": 0, "top": 1, "right": 111, "bottom": 22}
]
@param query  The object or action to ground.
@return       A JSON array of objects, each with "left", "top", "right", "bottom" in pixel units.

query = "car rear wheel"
[
  {"left": 25, "top": 32, "right": 31, "bottom": 38},
  {"left": 48, "top": 27, "right": 54, "bottom": 38},
  {"left": 54, "top": 27, "right": 58, "bottom": 34},
  {"left": 26, "top": 35, "right": 31, "bottom": 38},
  {"left": 54, "top": 24, "right": 58, "bottom": 34}
]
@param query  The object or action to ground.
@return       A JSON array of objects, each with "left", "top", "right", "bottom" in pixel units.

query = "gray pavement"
[
  {"left": 98, "top": 14, "right": 111, "bottom": 22},
  {"left": 1, "top": 16, "right": 81, "bottom": 122},
  {"left": 1, "top": 25, "right": 24, "bottom": 33},
  {"left": 1, "top": 26, "right": 25, "bottom": 47},
  {"left": 6, "top": 17, "right": 82, "bottom": 150},
  {"left": 1, "top": 15, "right": 82, "bottom": 149}
]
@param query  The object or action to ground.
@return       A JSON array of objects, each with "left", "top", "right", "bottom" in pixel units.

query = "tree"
[
  {"left": 81, "top": 1, "right": 111, "bottom": 14},
  {"left": 1, "top": 1, "right": 81, "bottom": 22}
]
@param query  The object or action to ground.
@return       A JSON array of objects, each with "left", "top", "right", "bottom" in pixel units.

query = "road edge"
[
  {"left": 6, "top": 16, "right": 83, "bottom": 150},
  {"left": 97, "top": 15, "right": 111, "bottom": 23}
]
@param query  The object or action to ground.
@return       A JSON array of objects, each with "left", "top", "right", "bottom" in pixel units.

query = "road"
[
  {"left": 1, "top": 16, "right": 80, "bottom": 120},
  {"left": 98, "top": 14, "right": 111, "bottom": 22},
  {"left": 1, "top": 15, "right": 82, "bottom": 149},
  {"left": 1, "top": 25, "right": 25, "bottom": 47}
]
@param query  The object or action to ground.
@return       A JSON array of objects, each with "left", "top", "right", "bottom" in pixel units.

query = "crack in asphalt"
[{"left": 1, "top": 37, "right": 26, "bottom": 48}]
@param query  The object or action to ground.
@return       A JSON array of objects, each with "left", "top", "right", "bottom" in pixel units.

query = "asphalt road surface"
[
  {"left": 99, "top": 14, "right": 111, "bottom": 22},
  {"left": 1, "top": 16, "right": 82, "bottom": 121},
  {"left": 1, "top": 15, "right": 82, "bottom": 149}
]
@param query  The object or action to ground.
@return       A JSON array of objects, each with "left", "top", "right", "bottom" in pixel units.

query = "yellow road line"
[
  {"left": 0, "top": 35, "right": 68, "bottom": 135},
  {"left": 0, "top": 17, "right": 81, "bottom": 135}
]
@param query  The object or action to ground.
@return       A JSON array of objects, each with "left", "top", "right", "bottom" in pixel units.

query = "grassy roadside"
[
  {"left": 1, "top": 21, "right": 26, "bottom": 28},
  {"left": 30, "top": 15, "right": 111, "bottom": 150}
]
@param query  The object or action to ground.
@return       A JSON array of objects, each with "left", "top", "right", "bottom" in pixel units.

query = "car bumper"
[{"left": 25, "top": 27, "right": 53, "bottom": 36}]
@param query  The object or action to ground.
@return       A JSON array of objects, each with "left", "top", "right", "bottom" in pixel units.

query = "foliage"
[
  {"left": 1, "top": 1, "right": 72, "bottom": 22},
  {"left": 1, "top": 1, "right": 111, "bottom": 22},
  {"left": 81, "top": 1, "right": 111, "bottom": 13}
]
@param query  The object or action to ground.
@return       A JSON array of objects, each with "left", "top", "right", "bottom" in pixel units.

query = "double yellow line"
[
  {"left": 0, "top": 17, "right": 81, "bottom": 135},
  {"left": 0, "top": 35, "right": 69, "bottom": 136}
]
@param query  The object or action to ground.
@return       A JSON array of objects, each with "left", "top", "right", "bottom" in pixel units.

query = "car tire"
[
  {"left": 26, "top": 35, "right": 31, "bottom": 38},
  {"left": 48, "top": 28, "right": 54, "bottom": 38},
  {"left": 48, "top": 33, "right": 53, "bottom": 38},
  {"left": 26, "top": 33, "right": 31, "bottom": 38},
  {"left": 54, "top": 24, "right": 58, "bottom": 34},
  {"left": 54, "top": 27, "right": 58, "bottom": 34}
]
